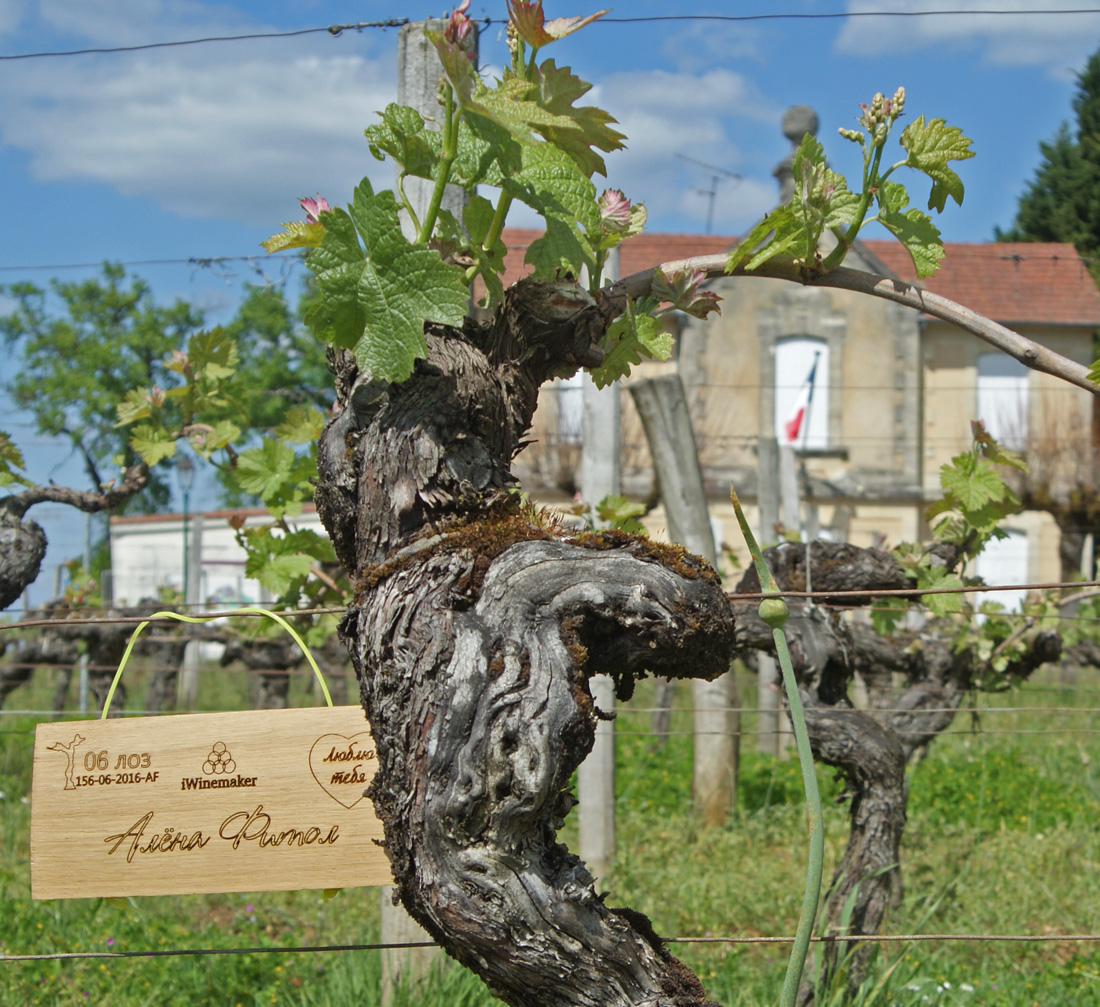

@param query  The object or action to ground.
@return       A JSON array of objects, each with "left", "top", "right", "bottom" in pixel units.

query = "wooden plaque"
[{"left": 30, "top": 706, "right": 392, "bottom": 900}]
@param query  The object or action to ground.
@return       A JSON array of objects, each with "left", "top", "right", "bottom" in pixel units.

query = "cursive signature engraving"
[
  {"left": 219, "top": 805, "right": 340, "bottom": 850},
  {"left": 104, "top": 812, "right": 211, "bottom": 863}
]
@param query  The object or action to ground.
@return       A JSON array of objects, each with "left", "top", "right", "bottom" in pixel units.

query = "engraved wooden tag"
[{"left": 30, "top": 706, "right": 392, "bottom": 900}]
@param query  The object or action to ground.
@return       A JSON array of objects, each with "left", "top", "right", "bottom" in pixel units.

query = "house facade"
[{"left": 514, "top": 230, "right": 1100, "bottom": 592}]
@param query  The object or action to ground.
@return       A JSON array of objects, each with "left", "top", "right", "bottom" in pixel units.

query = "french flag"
[{"left": 783, "top": 355, "right": 819, "bottom": 444}]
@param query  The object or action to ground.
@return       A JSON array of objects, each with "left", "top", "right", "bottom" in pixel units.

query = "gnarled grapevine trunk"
[
  {"left": 733, "top": 541, "right": 1064, "bottom": 1002},
  {"left": 315, "top": 279, "right": 735, "bottom": 1007}
]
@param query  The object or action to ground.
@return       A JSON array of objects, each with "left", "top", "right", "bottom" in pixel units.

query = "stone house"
[{"left": 511, "top": 230, "right": 1100, "bottom": 595}]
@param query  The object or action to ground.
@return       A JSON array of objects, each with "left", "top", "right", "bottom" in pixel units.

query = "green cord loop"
[
  {"left": 731, "top": 488, "right": 824, "bottom": 1007},
  {"left": 99, "top": 608, "right": 334, "bottom": 720}
]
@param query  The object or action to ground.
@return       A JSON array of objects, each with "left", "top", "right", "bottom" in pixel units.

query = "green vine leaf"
[
  {"left": 187, "top": 327, "right": 238, "bottom": 382},
  {"left": 235, "top": 438, "right": 316, "bottom": 518},
  {"left": 589, "top": 299, "right": 673, "bottom": 388},
  {"left": 0, "top": 431, "right": 31, "bottom": 487},
  {"left": 115, "top": 388, "right": 156, "bottom": 427},
  {"left": 919, "top": 566, "right": 966, "bottom": 616},
  {"left": 129, "top": 423, "right": 176, "bottom": 466},
  {"left": 303, "top": 179, "right": 469, "bottom": 383},
  {"left": 274, "top": 405, "right": 327, "bottom": 446},
  {"left": 528, "top": 59, "right": 625, "bottom": 178},
  {"left": 940, "top": 455, "right": 1009, "bottom": 512},
  {"left": 504, "top": 143, "right": 599, "bottom": 278},
  {"left": 727, "top": 134, "right": 858, "bottom": 274},
  {"left": 595, "top": 493, "right": 646, "bottom": 534},
  {"left": 899, "top": 115, "right": 975, "bottom": 213},
  {"left": 188, "top": 420, "right": 240, "bottom": 459},
  {"left": 875, "top": 181, "right": 944, "bottom": 278},
  {"left": 507, "top": 2, "right": 609, "bottom": 48},
  {"left": 260, "top": 220, "right": 326, "bottom": 254},
  {"left": 869, "top": 596, "right": 910, "bottom": 637},
  {"left": 241, "top": 526, "right": 328, "bottom": 597},
  {"left": 651, "top": 267, "right": 721, "bottom": 319},
  {"left": 466, "top": 65, "right": 623, "bottom": 180},
  {"left": 365, "top": 104, "right": 442, "bottom": 180}
]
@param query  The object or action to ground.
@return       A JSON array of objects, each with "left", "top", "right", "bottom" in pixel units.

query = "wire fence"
[
  {"left": 4, "top": 575, "right": 1100, "bottom": 625},
  {"left": 2, "top": 575, "right": 1097, "bottom": 981},
  {"left": 4, "top": 931, "right": 1100, "bottom": 964}
]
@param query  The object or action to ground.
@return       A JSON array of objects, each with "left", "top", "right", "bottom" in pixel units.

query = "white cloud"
[
  {"left": 591, "top": 68, "right": 782, "bottom": 233},
  {"left": 0, "top": 0, "right": 402, "bottom": 225},
  {"left": 658, "top": 21, "right": 764, "bottom": 74},
  {"left": 0, "top": 47, "right": 398, "bottom": 225},
  {"left": 0, "top": 10, "right": 782, "bottom": 237},
  {"left": 834, "top": 0, "right": 1100, "bottom": 75},
  {"left": 37, "top": 0, "right": 252, "bottom": 47}
]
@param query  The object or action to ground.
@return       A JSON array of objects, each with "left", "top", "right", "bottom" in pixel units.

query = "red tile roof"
[
  {"left": 493, "top": 230, "right": 1100, "bottom": 328},
  {"left": 859, "top": 240, "right": 1100, "bottom": 328},
  {"left": 493, "top": 227, "right": 736, "bottom": 290}
]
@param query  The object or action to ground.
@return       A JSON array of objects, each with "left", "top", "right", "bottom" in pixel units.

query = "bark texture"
[
  {"left": 0, "top": 511, "right": 46, "bottom": 613},
  {"left": 315, "top": 278, "right": 735, "bottom": 1007},
  {"left": 0, "top": 464, "right": 148, "bottom": 611}
]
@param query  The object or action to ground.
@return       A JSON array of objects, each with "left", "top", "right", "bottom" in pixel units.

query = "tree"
[
  {"left": 1, "top": 264, "right": 205, "bottom": 511},
  {"left": 998, "top": 45, "right": 1100, "bottom": 281},
  {"left": 0, "top": 271, "right": 334, "bottom": 610},
  {"left": 209, "top": 282, "right": 333, "bottom": 505}
]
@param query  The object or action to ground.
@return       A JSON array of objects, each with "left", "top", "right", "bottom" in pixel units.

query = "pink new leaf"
[{"left": 651, "top": 268, "right": 721, "bottom": 319}]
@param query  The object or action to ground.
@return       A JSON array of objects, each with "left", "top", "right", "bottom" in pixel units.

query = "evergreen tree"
[{"left": 999, "top": 48, "right": 1100, "bottom": 282}]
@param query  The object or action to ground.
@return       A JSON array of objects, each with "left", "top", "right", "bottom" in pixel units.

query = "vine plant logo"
[{"left": 46, "top": 733, "right": 85, "bottom": 791}]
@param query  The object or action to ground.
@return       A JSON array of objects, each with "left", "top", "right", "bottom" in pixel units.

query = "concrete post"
[
  {"left": 778, "top": 444, "right": 800, "bottom": 533},
  {"left": 179, "top": 514, "right": 203, "bottom": 709},
  {"left": 576, "top": 245, "right": 620, "bottom": 880},
  {"left": 756, "top": 438, "right": 780, "bottom": 756},
  {"left": 380, "top": 886, "right": 439, "bottom": 1003},
  {"left": 396, "top": 19, "right": 476, "bottom": 241},
  {"left": 630, "top": 375, "right": 739, "bottom": 825}
]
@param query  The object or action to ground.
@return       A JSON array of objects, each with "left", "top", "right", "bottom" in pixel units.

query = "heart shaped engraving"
[{"left": 308, "top": 733, "right": 377, "bottom": 809}]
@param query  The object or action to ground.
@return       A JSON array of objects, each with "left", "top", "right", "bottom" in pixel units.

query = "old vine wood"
[{"left": 314, "top": 278, "right": 735, "bottom": 1007}]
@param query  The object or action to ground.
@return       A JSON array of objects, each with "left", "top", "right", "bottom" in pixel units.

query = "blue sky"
[{"left": 2, "top": 0, "right": 1099, "bottom": 606}]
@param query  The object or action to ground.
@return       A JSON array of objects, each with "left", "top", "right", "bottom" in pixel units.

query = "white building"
[{"left": 109, "top": 507, "right": 326, "bottom": 607}]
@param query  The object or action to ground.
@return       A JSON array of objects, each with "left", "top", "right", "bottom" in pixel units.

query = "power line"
[
  {"left": 3, "top": 10, "right": 1100, "bottom": 61},
  {"left": 0, "top": 247, "right": 1090, "bottom": 285},
  {"left": 0, "top": 20, "right": 411, "bottom": 61},
  {"left": 0, "top": 253, "right": 299, "bottom": 273}
]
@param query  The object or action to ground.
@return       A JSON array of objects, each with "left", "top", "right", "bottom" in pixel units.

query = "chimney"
[{"left": 773, "top": 105, "right": 819, "bottom": 203}]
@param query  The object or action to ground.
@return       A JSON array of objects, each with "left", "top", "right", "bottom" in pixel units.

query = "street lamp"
[{"left": 177, "top": 455, "right": 195, "bottom": 604}]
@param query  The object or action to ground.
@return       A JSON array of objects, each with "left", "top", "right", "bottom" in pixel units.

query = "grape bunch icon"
[{"left": 202, "top": 741, "right": 237, "bottom": 775}]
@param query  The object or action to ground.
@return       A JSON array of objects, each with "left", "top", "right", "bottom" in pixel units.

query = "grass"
[{"left": 1, "top": 660, "right": 1098, "bottom": 1005}]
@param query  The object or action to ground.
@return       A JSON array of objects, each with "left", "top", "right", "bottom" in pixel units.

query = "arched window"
[
  {"left": 774, "top": 337, "right": 829, "bottom": 450},
  {"left": 977, "top": 352, "right": 1028, "bottom": 449}
]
